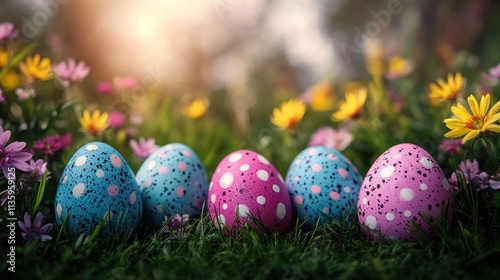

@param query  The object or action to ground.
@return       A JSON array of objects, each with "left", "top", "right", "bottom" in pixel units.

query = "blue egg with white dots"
[
  {"left": 136, "top": 143, "right": 208, "bottom": 229},
  {"left": 286, "top": 146, "right": 362, "bottom": 229},
  {"left": 54, "top": 142, "right": 142, "bottom": 237}
]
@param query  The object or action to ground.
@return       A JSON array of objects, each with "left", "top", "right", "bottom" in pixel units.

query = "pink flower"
[
  {"left": 0, "top": 127, "right": 33, "bottom": 178},
  {"left": 24, "top": 159, "right": 48, "bottom": 181},
  {"left": 127, "top": 128, "right": 138, "bottom": 137},
  {"left": 97, "top": 81, "right": 113, "bottom": 95},
  {"left": 114, "top": 75, "right": 138, "bottom": 90},
  {"left": 33, "top": 133, "right": 72, "bottom": 156},
  {"left": 0, "top": 22, "right": 19, "bottom": 41},
  {"left": 52, "top": 58, "right": 90, "bottom": 83},
  {"left": 482, "top": 63, "right": 500, "bottom": 85},
  {"left": 15, "top": 88, "right": 35, "bottom": 101},
  {"left": 308, "top": 126, "right": 353, "bottom": 152},
  {"left": 439, "top": 139, "right": 464, "bottom": 156},
  {"left": 0, "top": 89, "right": 5, "bottom": 103},
  {"left": 129, "top": 137, "right": 159, "bottom": 159},
  {"left": 108, "top": 111, "right": 127, "bottom": 129}
]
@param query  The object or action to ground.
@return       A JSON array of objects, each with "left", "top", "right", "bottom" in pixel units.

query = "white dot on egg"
[
  {"left": 257, "top": 196, "right": 266, "bottom": 205},
  {"left": 222, "top": 203, "right": 228, "bottom": 210},
  {"left": 75, "top": 156, "right": 86, "bottom": 167},
  {"left": 295, "top": 159, "right": 301, "bottom": 165},
  {"left": 211, "top": 194, "right": 216, "bottom": 203},
  {"left": 209, "top": 182, "right": 213, "bottom": 190},
  {"left": 380, "top": 166, "right": 395, "bottom": 178},
  {"left": 420, "top": 157, "right": 434, "bottom": 169},
  {"left": 386, "top": 212, "right": 395, "bottom": 221},
  {"left": 392, "top": 153, "right": 401, "bottom": 159},
  {"left": 399, "top": 188, "right": 414, "bottom": 201},
  {"left": 156, "top": 205, "right": 164, "bottom": 214},
  {"left": 240, "top": 164, "right": 250, "bottom": 171},
  {"left": 308, "top": 148, "right": 317, "bottom": 155},
  {"left": 220, "top": 172, "right": 234, "bottom": 188},
  {"left": 273, "top": 184, "right": 281, "bottom": 193},
  {"left": 366, "top": 215, "right": 377, "bottom": 230},
  {"left": 56, "top": 204, "right": 62, "bottom": 218},
  {"left": 322, "top": 207, "right": 330, "bottom": 214},
  {"left": 217, "top": 214, "right": 226, "bottom": 227},
  {"left": 257, "top": 170, "right": 269, "bottom": 181},
  {"left": 343, "top": 187, "right": 351, "bottom": 193},
  {"left": 420, "top": 183, "right": 428, "bottom": 191},
  {"left": 257, "top": 155, "right": 270, "bottom": 165},
  {"left": 404, "top": 210, "right": 412, "bottom": 217},
  {"left": 62, "top": 176, "right": 68, "bottom": 184},
  {"left": 72, "top": 183, "right": 85, "bottom": 198},
  {"left": 229, "top": 152, "right": 242, "bottom": 163},
  {"left": 86, "top": 144, "right": 98, "bottom": 151},
  {"left": 148, "top": 160, "right": 156, "bottom": 170},
  {"left": 236, "top": 204, "right": 250, "bottom": 217},
  {"left": 276, "top": 203, "right": 286, "bottom": 219},
  {"left": 96, "top": 169, "right": 105, "bottom": 178},
  {"left": 362, "top": 197, "right": 368, "bottom": 205}
]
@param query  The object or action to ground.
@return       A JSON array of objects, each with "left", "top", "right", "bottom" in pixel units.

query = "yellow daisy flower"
[
  {"left": 20, "top": 54, "right": 53, "bottom": 81},
  {"left": 331, "top": 87, "right": 367, "bottom": 121},
  {"left": 270, "top": 99, "right": 306, "bottom": 130},
  {"left": 79, "top": 109, "right": 109, "bottom": 136},
  {"left": 1, "top": 70, "right": 21, "bottom": 90},
  {"left": 0, "top": 48, "right": 9, "bottom": 67},
  {"left": 444, "top": 94, "right": 500, "bottom": 144},
  {"left": 308, "top": 82, "right": 335, "bottom": 111},
  {"left": 182, "top": 97, "right": 209, "bottom": 119},
  {"left": 386, "top": 56, "right": 412, "bottom": 79},
  {"left": 428, "top": 72, "right": 464, "bottom": 106}
]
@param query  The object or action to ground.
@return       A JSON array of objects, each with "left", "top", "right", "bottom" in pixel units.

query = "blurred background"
[{"left": 2, "top": 0, "right": 500, "bottom": 174}]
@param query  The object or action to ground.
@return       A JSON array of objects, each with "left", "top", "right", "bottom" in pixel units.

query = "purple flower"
[
  {"left": 33, "top": 133, "right": 72, "bottom": 156},
  {"left": 163, "top": 214, "right": 190, "bottom": 238},
  {"left": 108, "top": 111, "right": 127, "bottom": 129},
  {"left": 0, "top": 127, "right": 33, "bottom": 178},
  {"left": 308, "top": 126, "right": 353, "bottom": 152},
  {"left": 129, "top": 137, "right": 159, "bottom": 159},
  {"left": 23, "top": 159, "right": 48, "bottom": 181},
  {"left": 438, "top": 138, "right": 464, "bottom": 156},
  {"left": 52, "top": 58, "right": 90, "bottom": 83},
  {"left": 0, "top": 89, "right": 5, "bottom": 103},
  {"left": 0, "top": 22, "right": 19, "bottom": 41},
  {"left": 482, "top": 64, "right": 500, "bottom": 85},
  {"left": 18, "top": 212, "right": 52, "bottom": 243}
]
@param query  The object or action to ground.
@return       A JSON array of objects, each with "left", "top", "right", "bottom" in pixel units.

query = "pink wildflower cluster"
[
  {"left": 33, "top": 133, "right": 72, "bottom": 156},
  {"left": 308, "top": 126, "right": 353, "bottom": 152}
]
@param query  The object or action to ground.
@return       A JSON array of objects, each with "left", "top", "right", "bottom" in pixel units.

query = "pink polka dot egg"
[
  {"left": 286, "top": 146, "right": 363, "bottom": 229},
  {"left": 357, "top": 143, "right": 454, "bottom": 241},
  {"left": 136, "top": 143, "right": 208, "bottom": 229},
  {"left": 54, "top": 142, "right": 143, "bottom": 237},
  {"left": 208, "top": 150, "right": 292, "bottom": 234}
]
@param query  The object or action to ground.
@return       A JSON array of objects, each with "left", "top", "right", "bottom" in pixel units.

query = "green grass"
[{"left": 5, "top": 202, "right": 500, "bottom": 280}]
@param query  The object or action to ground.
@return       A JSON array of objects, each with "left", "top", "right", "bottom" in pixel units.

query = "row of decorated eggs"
[{"left": 54, "top": 142, "right": 453, "bottom": 241}]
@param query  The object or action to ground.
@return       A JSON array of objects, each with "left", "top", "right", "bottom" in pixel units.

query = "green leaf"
[{"left": 0, "top": 41, "right": 39, "bottom": 79}]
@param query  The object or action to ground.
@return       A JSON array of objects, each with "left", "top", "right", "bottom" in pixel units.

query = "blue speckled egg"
[
  {"left": 54, "top": 142, "right": 142, "bottom": 236},
  {"left": 136, "top": 143, "right": 208, "bottom": 229},
  {"left": 286, "top": 146, "right": 362, "bottom": 228}
]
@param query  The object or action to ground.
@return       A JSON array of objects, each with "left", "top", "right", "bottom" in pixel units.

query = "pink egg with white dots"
[
  {"left": 208, "top": 150, "right": 292, "bottom": 234},
  {"left": 358, "top": 143, "right": 454, "bottom": 241}
]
